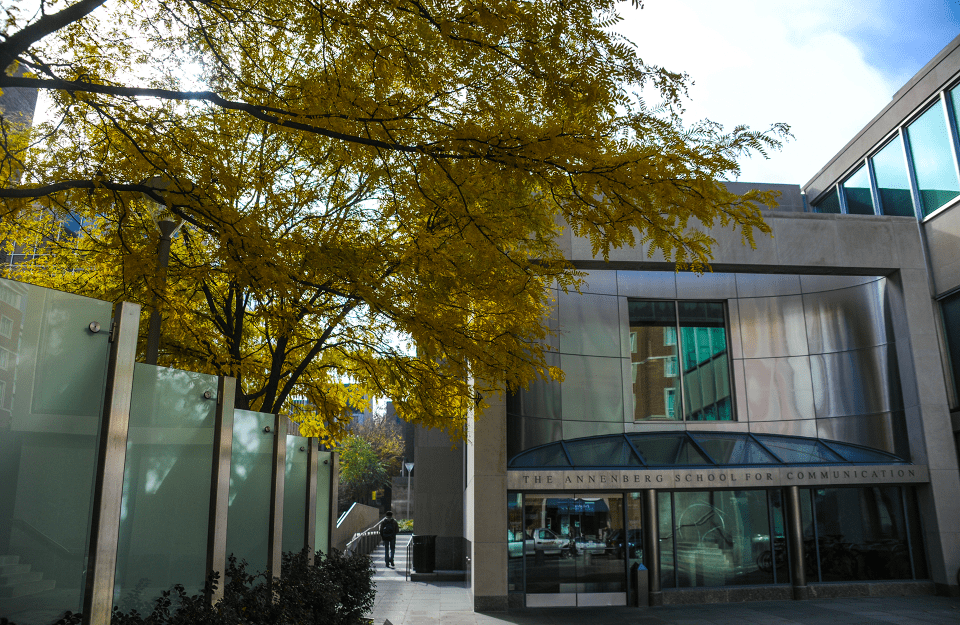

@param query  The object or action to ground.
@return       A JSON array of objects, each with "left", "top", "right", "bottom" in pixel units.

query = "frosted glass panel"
[
  {"left": 283, "top": 435, "right": 308, "bottom": 554},
  {"left": 0, "top": 279, "right": 112, "bottom": 623},
  {"left": 315, "top": 450, "right": 333, "bottom": 554},
  {"left": 114, "top": 364, "right": 217, "bottom": 610},
  {"left": 226, "top": 409, "right": 273, "bottom": 572}
]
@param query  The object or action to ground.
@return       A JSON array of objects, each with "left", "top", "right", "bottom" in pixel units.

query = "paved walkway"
[{"left": 368, "top": 542, "right": 960, "bottom": 625}]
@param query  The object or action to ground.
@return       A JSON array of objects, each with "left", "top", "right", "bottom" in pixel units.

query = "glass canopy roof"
[{"left": 507, "top": 432, "right": 907, "bottom": 469}]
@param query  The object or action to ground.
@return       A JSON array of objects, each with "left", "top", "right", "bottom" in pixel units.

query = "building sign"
[{"left": 507, "top": 465, "right": 929, "bottom": 490}]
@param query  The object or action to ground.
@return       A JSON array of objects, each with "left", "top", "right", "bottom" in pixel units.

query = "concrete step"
[
  {"left": 0, "top": 555, "right": 20, "bottom": 566},
  {"left": 0, "top": 563, "right": 30, "bottom": 576},
  {"left": 0, "top": 578, "right": 55, "bottom": 598}
]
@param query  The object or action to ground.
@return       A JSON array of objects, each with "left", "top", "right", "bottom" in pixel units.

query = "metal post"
[
  {"left": 785, "top": 485, "right": 809, "bottom": 600},
  {"left": 641, "top": 489, "right": 662, "bottom": 606},
  {"left": 267, "top": 414, "right": 286, "bottom": 580},
  {"left": 306, "top": 438, "right": 318, "bottom": 565},
  {"left": 145, "top": 219, "right": 179, "bottom": 365},
  {"left": 83, "top": 302, "right": 140, "bottom": 625},
  {"left": 206, "top": 376, "right": 235, "bottom": 605}
]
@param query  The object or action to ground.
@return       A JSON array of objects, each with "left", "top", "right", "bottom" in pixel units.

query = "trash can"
[
  {"left": 412, "top": 534, "right": 437, "bottom": 573},
  {"left": 633, "top": 563, "right": 649, "bottom": 607}
]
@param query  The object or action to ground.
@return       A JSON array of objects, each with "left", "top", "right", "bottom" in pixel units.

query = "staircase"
[{"left": 0, "top": 554, "right": 56, "bottom": 599}]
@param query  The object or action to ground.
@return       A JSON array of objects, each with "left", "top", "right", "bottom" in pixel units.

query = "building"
[{"left": 414, "top": 34, "right": 960, "bottom": 609}]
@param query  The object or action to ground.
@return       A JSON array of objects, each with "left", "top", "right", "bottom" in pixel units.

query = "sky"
[{"left": 613, "top": 0, "right": 960, "bottom": 184}]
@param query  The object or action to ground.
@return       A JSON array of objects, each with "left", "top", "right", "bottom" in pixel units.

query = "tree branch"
[{"left": 0, "top": 0, "right": 110, "bottom": 72}]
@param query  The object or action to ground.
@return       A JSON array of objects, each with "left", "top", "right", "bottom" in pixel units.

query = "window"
[
  {"left": 0, "top": 347, "right": 11, "bottom": 369},
  {"left": 0, "top": 286, "right": 20, "bottom": 308},
  {"left": 906, "top": 102, "right": 960, "bottom": 217},
  {"left": 629, "top": 300, "right": 733, "bottom": 421},
  {"left": 841, "top": 164, "right": 874, "bottom": 215},
  {"left": 812, "top": 187, "right": 841, "bottom": 214},
  {"left": 871, "top": 135, "right": 915, "bottom": 217},
  {"left": 0, "top": 316, "right": 12, "bottom": 338}
]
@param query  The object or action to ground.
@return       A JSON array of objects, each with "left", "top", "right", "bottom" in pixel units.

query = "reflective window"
[
  {"left": 812, "top": 187, "right": 841, "bottom": 214},
  {"left": 940, "top": 291, "right": 960, "bottom": 408},
  {"left": 508, "top": 493, "right": 523, "bottom": 592},
  {"left": 629, "top": 300, "right": 732, "bottom": 422},
  {"left": 907, "top": 103, "right": 960, "bottom": 217},
  {"left": 871, "top": 135, "right": 915, "bottom": 217},
  {"left": 658, "top": 492, "right": 676, "bottom": 589},
  {"left": 841, "top": 164, "right": 874, "bottom": 214},
  {"left": 673, "top": 490, "right": 773, "bottom": 587},
  {"left": 812, "top": 487, "right": 912, "bottom": 581}
]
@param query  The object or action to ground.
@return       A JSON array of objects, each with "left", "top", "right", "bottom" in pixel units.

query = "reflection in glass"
[
  {"left": 673, "top": 490, "right": 772, "bottom": 587},
  {"left": 629, "top": 301, "right": 680, "bottom": 421},
  {"left": 226, "top": 410, "right": 273, "bottom": 572},
  {"left": 522, "top": 494, "right": 626, "bottom": 600},
  {"left": 0, "top": 280, "right": 112, "bottom": 623},
  {"left": 678, "top": 302, "right": 731, "bottom": 421},
  {"left": 114, "top": 364, "right": 217, "bottom": 610},
  {"left": 813, "top": 487, "right": 911, "bottom": 581},
  {"left": 871, "top": 135, "right": 915, "bottom": 217},
  {"left": 841, "top": 164, "right": 875, "bottom": 215},
  {"left": 800, "top": 488, "right": 819, "bottom": 582},
  {"left": 625, "top": 493, "right": 644, "bottom": 606},
  {"left": 907, "top": 103, "right": 960, "bottom": 216},
  {"left": 658, "top": 492, "right": 675, "bottom": 589},
  {"left": 813, "top": 188, "right": 841, "bottom": 213},
  {"left": 508, "top": 494, "right": 524, "bottom": 593}
]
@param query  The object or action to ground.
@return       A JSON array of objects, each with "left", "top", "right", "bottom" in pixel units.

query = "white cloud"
[{"left": 615, "top": 0, "right": 898, "bottom": 184}]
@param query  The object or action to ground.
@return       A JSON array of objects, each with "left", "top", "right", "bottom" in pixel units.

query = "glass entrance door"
[{"left": 522, "top": 493, "right": 628, "bottom": 607}]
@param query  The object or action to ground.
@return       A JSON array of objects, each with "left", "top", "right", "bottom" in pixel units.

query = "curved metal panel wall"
[
  {"left": 743, "top": 356, "right": 815, "bottom": 421},
  {"left": 558, "top": 292, "right": 621, "bottom": 357},
  {"left": 738, "top": 295, "right": 809, "bottom": 358},
  {"left": 810, "top": 345, "right": 903, "bottom": 418},
  {"left": 803, "top": 278, "right": 891, "bottom": 354},
  {"left": 558, "top": 354, "right": 625, "bottom": 423}
]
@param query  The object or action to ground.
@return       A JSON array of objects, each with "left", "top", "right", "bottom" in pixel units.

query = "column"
[{"left": 641, "top": 489, "right": 662, "bottom": 606}]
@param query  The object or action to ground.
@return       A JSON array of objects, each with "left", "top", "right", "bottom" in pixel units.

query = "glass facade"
[
  {"left": 510, "top": 485, "right": 927, "bottom": 602},
  {"left": 813, "top": 188, "right": 842, "bottom": 214},
  {"left": 629, "top": 301, "right": 732, "bottom": 422},
  {"left": 841, "top": 165, "right": 874, "bottom": 215},
  {"left": 906, "top": 102, "right": 960, "bottom": 216},
  {"left": 226, "top": 410, "right": 274, "bottom": 573}
]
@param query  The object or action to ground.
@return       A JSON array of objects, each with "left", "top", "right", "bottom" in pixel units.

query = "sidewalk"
[{"left": 367, "top": 542, "right": 960, "bottom": 625}]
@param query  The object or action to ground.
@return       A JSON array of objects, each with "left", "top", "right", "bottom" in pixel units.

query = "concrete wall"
[
  {"left": 412, "top": 425, "right": 464, "bottom": 570},
  {"left": 923, "top": 204, "right": 960, "bottom": 297},
  {"left": 332, "top": 503, "right": 380, "bottom": 552}
]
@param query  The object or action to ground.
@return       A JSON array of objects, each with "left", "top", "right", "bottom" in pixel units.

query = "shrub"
[{"left": 8, "top": 549, "right": 375, "bottom": 625}]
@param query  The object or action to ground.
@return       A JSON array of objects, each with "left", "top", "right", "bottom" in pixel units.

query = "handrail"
[
  {"left": 344, "top": 517, "right": 385, "bottom": 557},
  {"left": 12, "top": 518, "right": 83, "bottom": 559}
]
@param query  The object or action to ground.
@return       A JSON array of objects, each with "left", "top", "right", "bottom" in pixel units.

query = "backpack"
[{"left": 380, "top": 518, "right": 398, "bottom": 539}]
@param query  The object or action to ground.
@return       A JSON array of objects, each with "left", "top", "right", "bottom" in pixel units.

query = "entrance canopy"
[{"left": 508, "top": 432, "right": 908, "bottom": 470}]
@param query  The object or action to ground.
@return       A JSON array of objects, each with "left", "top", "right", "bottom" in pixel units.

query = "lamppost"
[
  {"left": 141, "top": 177, "right": 184, "bottom": 365},
  {"left": 405, "top": 462, "right": 414, "bottom": 519}
]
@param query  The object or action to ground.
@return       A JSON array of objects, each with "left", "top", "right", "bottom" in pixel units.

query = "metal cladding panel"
[
  {"left": 743, "top": 356, "right": 815, "bottom": 421},
  {"left": 558, "top": 291, "right": 621, "bottom": 357},
  {"left": 748, "top": 419, "right": 818, "bottom": 438},
  {"left": 559, "top": 354, "right": 625, "bottom": 423},
  {"left": 803, "top": 279, "right": 891, "bottom": 354},
  {"left": 735, "top": 274, "right": 802, "bottom": 298},
  {"left": 675, "top": 272, "right": 737, "bottom": 299},
  {"left": 515, "top": 351, "right": 561, "bottom": 421},
  {"left": 799, "top": 275, "right": 878, "bottom": 293},
  {"left": 579, "top": 269, "right": 618, "bottom": 295},
  {"left": 544, "top": 288, "right": 560, "bottom": 351},
  {"left": 616, "top": 270, "right": 677, "bottom": 299},
  {"left": 507, "top": 416, "right": 563, "bottom": 459},
  {"left": 810, "top": 344, "right": 904, "bottom": 419},
  {"left": 738, "top": 295, "right": 809, "bottom": 358},
  {"left": 562, "top": 420, "right": 624, "bottom": 440},
  {"left": 815, "top": 412, "right": 907, "bottom": 456}
]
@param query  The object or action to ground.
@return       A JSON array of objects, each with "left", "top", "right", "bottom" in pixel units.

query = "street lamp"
[
  {"left": 141, "top": 176, "right": 184, "bottom": 365},
  {"left": 405, "top": 462, "right": 414, "bottom": 520}
]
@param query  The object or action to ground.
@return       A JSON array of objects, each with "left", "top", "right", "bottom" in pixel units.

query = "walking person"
[{"left": 380, "top": 510, "right": 400, "bottom": 568}]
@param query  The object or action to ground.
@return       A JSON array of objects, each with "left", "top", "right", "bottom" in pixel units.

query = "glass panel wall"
[
  {"left": 0, "top": 280, "right": 112, "bottom": 624},
  {"left": 114, "top": 364, "right": 217, "bottom": 611},
  {"left": 508, "top": 493, "right": 524, "bottom": 593},
  {"left": 658, "top": 492, "right": 675, "bottom": 589},
  {"left": 871, "top": 135, "right": 916, "bottom": 217},
  {"left": 907, "top": 103, "right": 960, "bottom": 216},
  {"left": 624, "top": 493, "right": 644, "bottom": 606},
  {"left": 315, "top": 450, "right": 334, "bottom": 555},
  {"left": 841, "top": 164, "right": 875, "bottom": 215},
  {"left": 226, "top": 410, "right": 274, "bottom": 573}
]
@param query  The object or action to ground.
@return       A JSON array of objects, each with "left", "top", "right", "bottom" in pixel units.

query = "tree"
[
  {"left": 336, "top": 412, "right": 404, "bottom": 512},
  {"left": 0, "top": 0, "right": 789, "bottom": 438}
]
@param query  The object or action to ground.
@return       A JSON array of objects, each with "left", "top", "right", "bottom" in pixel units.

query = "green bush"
[
  {"left": 15, "top": 549, "right": 375, "bottom": 625},
  {"left": 397, "top": 519, "right": 413, "bottom": 533}
]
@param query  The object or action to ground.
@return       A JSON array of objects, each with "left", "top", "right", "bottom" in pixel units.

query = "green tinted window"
[
  {"left": 813, "top": 187, "right": 841, "bottom": 214},
  {"left": 871, "top": 135, "right": 915, "bottom": 217},
  {"left": 941, "top": 291, "right": 960, "bottom": 408},
  {"left": 906, "top": 103, "right": 960, "bottom": 217},
  {"left": 841, "top": 164, "right": 874, "bottom": 214}
]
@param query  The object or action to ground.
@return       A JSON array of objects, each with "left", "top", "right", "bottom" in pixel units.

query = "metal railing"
[{"left": 343, "top": 518, "right": 385, "bottom": 557}]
